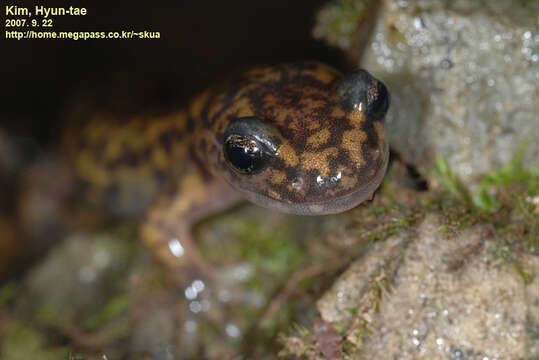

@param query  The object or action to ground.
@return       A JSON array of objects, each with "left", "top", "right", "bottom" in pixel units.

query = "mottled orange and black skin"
[
  {"left": 196, "top": 62, "right": 389, "bottom": 214},
  {"left": 63, "top": 62, "right": 390, "bottom": 280}
]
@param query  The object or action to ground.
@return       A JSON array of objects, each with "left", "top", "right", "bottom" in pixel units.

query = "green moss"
[
  {"left": 344, "top": 202, "right": 421, "bottom": 247},
  {"left": 0, "top": 282, "right": 18, "bottom": 308},
  {"left": 314, "top": 0, "right": 375, "bottom": 47},
  {"left": 514, "top": 262, "right": 534, "bottom": 285},
  {"left": 199, "top": 208, "right": 309, "bottom": 291},
  {"left": 432, "top": 151, "right": 538, "bottom": 258},
  {"left": 196, "top": 208, "right": 324, "bottom": 357},
  {"left": 232, "top": 218, "right": 304, "bottom": 276},
  {"left": 514, "top": 197, "right": 538, "bottom": 253},
  {"left": 433, "top": 155, "right": 474, "bottom": 207},
  {"left": 434, "top": 152, "right": 538, "bottom": 213},
  {"left": 429, "top": 154, "right": 538, "bottom": 336},
  {"left": 84, "top": 294, "right": 130, "bottom": 330},
  {"left": 0, "top": 325, "right": 68, "bottom": 360},
  {"left": 475, "top": 151, "right": 538, "bottom": 208},
  {"left": 34, "top": 301, "right": 70, "bottom": 328},
  {"left": 346, "top": 307, "right": 358, "bottom": 315}
]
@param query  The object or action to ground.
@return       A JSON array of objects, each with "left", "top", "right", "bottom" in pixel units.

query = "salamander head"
[{"left": 216, "top": 62, "right": 390, "bottom": 215}]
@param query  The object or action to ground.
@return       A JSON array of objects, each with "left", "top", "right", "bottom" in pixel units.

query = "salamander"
[{"left": 63, "top": 62, "right": 390, "bottom": 281}]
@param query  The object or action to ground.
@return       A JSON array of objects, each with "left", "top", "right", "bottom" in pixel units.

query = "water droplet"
[
  {"left": 94, "top": 249, "right": 112, "bottom": 268},
  {"left": 168, "top": 238, "right": 184, "bottom": 257},
  {"left": 225, "top": 323, "right": 241, "bottom": 339},
  {"left": 184, "top": 320, "right": 197, "bottom": 333},
  {"left": 397, "top": 0, "right": 408, "bottom": 7},
  {"left": 192, "top": 279, "right": 205, "bottom": 293},
  {"left": 79, "top": 266, "right": 96, "bottom": 283},
  {"left": 185, "top": 286, "right": 197, "bottom": 300},
  {"left": 231, "top": 264, "right": 252, "bottom": 281},
  {"left": 189, "top": 301, "right": 202, "bottom": 313}
]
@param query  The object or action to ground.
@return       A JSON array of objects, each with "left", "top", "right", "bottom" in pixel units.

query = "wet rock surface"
[
  {"left": 316, "top": 214, "right": 538, "bottom": 359},
  {"left": 315, "top": 0, "right": 539, "bottom": 184}
]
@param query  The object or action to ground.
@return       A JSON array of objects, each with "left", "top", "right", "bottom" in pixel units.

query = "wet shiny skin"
[{"left": 63, "top": 62, "right": 390, "bottom": 277}]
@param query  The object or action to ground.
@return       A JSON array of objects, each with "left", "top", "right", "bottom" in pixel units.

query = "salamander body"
[{"left": 64, "top": 62, "right": 390, "bottom": 278}]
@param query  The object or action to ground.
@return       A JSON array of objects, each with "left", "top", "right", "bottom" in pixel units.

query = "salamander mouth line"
[{"left": 234, "top": 140, "right": 389, "bottom": 215}]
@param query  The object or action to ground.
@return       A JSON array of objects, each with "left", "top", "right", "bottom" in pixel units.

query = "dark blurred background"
[
  {"left": 1, "top": 0, "right": 344, "bottom": 147},
  {"left": 0, "top": 0, "right": 347, "bottom": 280}
]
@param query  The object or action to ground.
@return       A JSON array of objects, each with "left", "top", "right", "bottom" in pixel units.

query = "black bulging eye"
[
  {"left": 225, "top": 135, "right": 267, "bottom": 174},
  {"left": 338, "top": 69, "right": 390, "bottom": 121},
  {"left": 366, "top": 80, "right": 390, "bottom": 120},
  {"left": 223, "top": 116, "right": 280, "bottom": 175}
]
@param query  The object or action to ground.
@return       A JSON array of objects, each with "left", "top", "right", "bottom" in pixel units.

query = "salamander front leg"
[
  {"left": 139, "top": 168, "right": 242, "bottom": 285},
  {"left": 140, "top": 219, "right": 211, "bottom": 281}
]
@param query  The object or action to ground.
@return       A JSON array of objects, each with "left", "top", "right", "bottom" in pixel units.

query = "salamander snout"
[{"left": 215, "top": 63, "right": 390, "bottom": 215}]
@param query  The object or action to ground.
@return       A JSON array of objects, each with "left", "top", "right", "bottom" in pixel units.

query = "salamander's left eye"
[
  {"left": 338, "top": 69, "right": 390, "bottom": 121},
  {"left": 224, "top": 135, "right": 269, "bottom": 174}
]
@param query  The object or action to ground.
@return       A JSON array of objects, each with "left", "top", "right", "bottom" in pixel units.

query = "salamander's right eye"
[
  {"left": 224, "top": 134, "right": 268, "bottom": 174},
  {"left": 223, "top": 116, "right": 279, "bottom": 175}
]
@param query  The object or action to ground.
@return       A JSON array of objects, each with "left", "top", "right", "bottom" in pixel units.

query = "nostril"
[
  {"left": 291, "top": 176, "right": 304, "bottom": 191},
  {"left": 370, "top": 148, "right": 381, "bottom": 161}
]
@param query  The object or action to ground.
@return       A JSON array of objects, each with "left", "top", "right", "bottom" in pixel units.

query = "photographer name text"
[{"left": 6, "top": 5, "right": 87, "bottom": 18}]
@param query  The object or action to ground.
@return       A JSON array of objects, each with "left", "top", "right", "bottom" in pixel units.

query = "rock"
[
  {"left": 131, "top": 308, "right": 178, "bottom": 360},
  {"left": 23, "top": 229, "right": 138, "bottom": 333},
  {"left": 317, "top": 235, "right": 407, "bottom": 322},
  {"left": 317, "top": 214, "right": 538, "bottom": 359},
  {"left": 16, "top": 155, "right": 73, "bottom": 247},
  {"left": 315, "top": 0, "right": 539, "bottom": 184}
]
